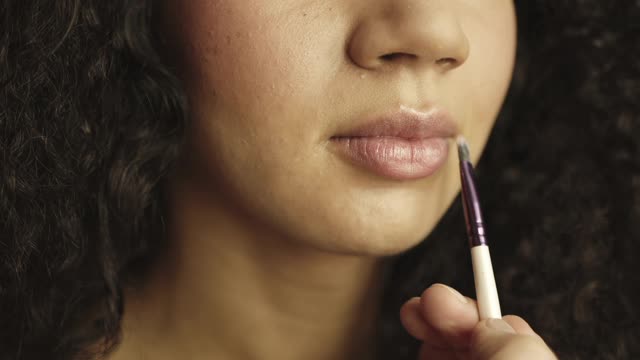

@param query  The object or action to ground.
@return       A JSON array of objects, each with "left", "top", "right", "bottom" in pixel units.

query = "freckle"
[
  {"left": 225, "top": 35, "right": 231, "bottom": 44},
  {"left": 303, "top": 12, "right": 307, "bottom": 17}
]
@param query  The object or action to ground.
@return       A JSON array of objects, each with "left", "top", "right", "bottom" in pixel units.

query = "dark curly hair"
[{"left": 1, "top": 1, "right": 639, "bottom": 359}]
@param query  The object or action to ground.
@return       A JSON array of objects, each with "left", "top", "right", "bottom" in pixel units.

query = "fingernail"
[
  {"left": 432, "top": 284, "right": 468, "bottom": 304},
  {"left": 486, "top": 318, "right": 516, "bottom": 333}
]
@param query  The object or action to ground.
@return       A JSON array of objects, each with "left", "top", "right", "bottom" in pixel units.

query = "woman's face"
[{"left": 163, "top": 0, "right": 517, "bottom": 255}]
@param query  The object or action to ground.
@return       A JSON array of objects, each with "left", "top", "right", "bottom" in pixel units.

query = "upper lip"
[{"left": 332, "top": 105, "right": 459, "bottom": 140}]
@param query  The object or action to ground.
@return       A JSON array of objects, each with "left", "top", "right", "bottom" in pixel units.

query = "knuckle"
[{"left": 472, "top": 334, "right": 555, "bottom": 360}]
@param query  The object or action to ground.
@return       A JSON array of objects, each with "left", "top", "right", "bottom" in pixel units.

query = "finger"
[
  {"left": 399, "top": 297, "right": 428, "bottom": 340},
  {"left": 420, "top": 284, "right": 479, "bottom": 349},
  {"left": 400, "top": 296, "right": 451, "bottom": 346},
  {"left": 418, "top": 342, "right": 467, "bottom": 360},
  {"left": 502, "top": 315, "right": 539, "bottom": 337},
  {"left": 470, "top": 318, "right": 557, "bottom": 360}
]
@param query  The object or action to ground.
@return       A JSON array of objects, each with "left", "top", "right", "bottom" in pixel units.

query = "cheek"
[
  {"left": 180, "top": 8, "right": 280, "bottom": 112},
  {"left": 473, "top": 16, "right": 516, "bottom": 105},
  {"left": 456, "top": 4, "right": 517, "bottom": 153},
  {"left": 174, "top": 0, "right": 332, "bottom": 122},
  {"left": 169, "top": 1, "right": 344, "bottom": 206},
  {"left": 172, "top": 1, "right": 346, "bottom": 175}
]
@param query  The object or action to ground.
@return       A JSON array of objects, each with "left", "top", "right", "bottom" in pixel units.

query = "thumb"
[{"left": 470, "top": 318, "right": 557, "bottom": 360}]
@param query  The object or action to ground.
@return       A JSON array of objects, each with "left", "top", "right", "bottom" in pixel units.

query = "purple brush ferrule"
[{"left": 459, "top": 160, "right": 488, "bottom": 247}]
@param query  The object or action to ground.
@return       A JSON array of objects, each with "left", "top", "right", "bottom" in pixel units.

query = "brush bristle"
[{"left": 456, "top": 136, "right": 470, "bottom": 162}]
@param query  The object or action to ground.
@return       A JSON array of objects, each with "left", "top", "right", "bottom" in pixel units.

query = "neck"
[{"left": 113, "top": 177, "right": 389, "bottom": 360}]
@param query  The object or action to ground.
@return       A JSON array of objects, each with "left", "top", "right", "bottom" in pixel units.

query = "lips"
[{"left": 330, "top": 106, "right": 458, "bottom": 180}]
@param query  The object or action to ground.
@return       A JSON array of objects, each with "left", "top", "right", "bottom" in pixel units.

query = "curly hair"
[
  {"left": 1, "top": 1, "right": 639, "bottom": 359},
  {"left": 1, "top": 1, "right": 186, "bottom": 358}
]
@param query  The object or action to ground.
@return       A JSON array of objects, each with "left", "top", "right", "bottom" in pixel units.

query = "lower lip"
[{"left": 330, "top": 136, "right": 451, "bottom": 180}]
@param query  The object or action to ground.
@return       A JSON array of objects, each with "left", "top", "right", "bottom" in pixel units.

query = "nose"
[{"left": 348, "top": 0, "right": 470, "bottom": 73}]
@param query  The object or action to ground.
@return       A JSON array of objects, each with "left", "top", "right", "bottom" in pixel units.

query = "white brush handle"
[{"left": 471, "top": 245, "right": 502, "bottom": 319}]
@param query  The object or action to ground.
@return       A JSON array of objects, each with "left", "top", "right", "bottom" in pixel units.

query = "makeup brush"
[{"left": 457, "top": 136, "right": 502, "bottom": 320}]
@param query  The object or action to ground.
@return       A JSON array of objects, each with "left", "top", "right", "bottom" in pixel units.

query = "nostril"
[
  {"left": 436, "top": 57, "right": 458, "bottom": 66},
  {"left": 380, "top": 52, "right": 416, "bottom": 61},
  {"left": 380, "top": 53, "right": 458, "bottom": 68}
]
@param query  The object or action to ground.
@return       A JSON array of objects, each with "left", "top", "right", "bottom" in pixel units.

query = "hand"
[{"left": 400, "top": 283, "right": 557, "bottom": 360}]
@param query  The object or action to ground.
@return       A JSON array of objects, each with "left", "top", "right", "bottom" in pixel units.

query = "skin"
[{"left": 109, "top": 0, "right": 556, "bottom": 359}]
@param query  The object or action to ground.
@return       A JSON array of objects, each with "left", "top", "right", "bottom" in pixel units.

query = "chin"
[
  {"left": 347, "top": 211, "right": 441, "bottom": 257},
  {"left": 358, "top": 239, "right": 425, "bottom": 257},
  {"left": 274, "top": 201, "right": 443, "bottom": 259},
  {"left": 315, "top": 223, "right": 434, "bottom": 258}
]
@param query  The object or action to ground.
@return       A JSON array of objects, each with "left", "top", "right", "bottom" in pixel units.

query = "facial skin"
[
  {"left": 112, "top": 1, "right": 517, "bottom": 360},
  {"left": 165, "top": 0, "right": 516, "bottom": 256}
]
